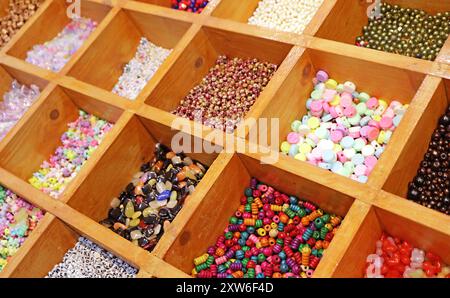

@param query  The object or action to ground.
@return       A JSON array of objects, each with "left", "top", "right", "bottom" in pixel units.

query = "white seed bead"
[
  {"left": 46, "top": 237, "right": 137, "bottom": 278},
  {"left": 248, "top": 0, "right": 324, "bottom": 34},
  {"left": 112, "top": 37, "right": 172, "bottom": 100}
]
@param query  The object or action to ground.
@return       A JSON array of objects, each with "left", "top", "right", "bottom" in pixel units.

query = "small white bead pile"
[
  {"left": 112, "top": 37, "right": 172, "bottom": 100},
  {"left": 248, "top": 0, "right": 324, "bottom": 34},
  {"left": 46, "top": 237, "right": 137, "bottom": 278}
]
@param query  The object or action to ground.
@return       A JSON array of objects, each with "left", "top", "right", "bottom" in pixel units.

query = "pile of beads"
[
  {"left": 172, "top": 55, "right": 277, "bottom": 133},
  {"left": 281, "top": 70, "right": 408, "bottom": 183},
  {"left": 101, "top": 143, "right": 208, "bottom": 252},
  {"left": 0, "top": 80, "right": 40, "bottom": 141},
  {"left": 171, "top": 0, "right": 208, "bottom": 13},
  {"left": 0, "top": 0, "right": 42, "bottom": 49},
  {"left": 25, "top": 17, "right": 97, "bottom": 72},
  {"left": 192, "top": 178, "right": 343, "bottom": 278},
  {"left": 0, "top": 185, "right": 44, "bottom": 272},
  {"left": 407, "top": 105, "right": 449, "bottom": 215},
  {"left": 47, "top": 237, "right": 137, "bottom": 278},
  {"left": 248, "top": 0, "right": 324, "bottom": 34},
  {"left": 29, "top": 110, "right": 113, "bottom": 198},
  {"left": 356, "top": 2, "right": 450, "bottom": 61},
  {"left": 112, "top": 37, "right": 171, "bottom": 100},
  {"left": 366, "top": 233, "right": 450, "bottom": 278}
]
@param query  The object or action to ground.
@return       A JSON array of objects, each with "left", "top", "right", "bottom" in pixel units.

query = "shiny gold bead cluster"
[{"left": 356, "top": 2, "right": 450, "bottom": 61}]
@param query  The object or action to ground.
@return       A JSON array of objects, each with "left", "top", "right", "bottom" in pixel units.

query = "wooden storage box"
[{"left": 0, "top": 0, "right": 449, "bottom": 278}]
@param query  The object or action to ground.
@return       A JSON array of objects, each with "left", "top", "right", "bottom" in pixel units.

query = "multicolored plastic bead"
[
  {"left": 171, "top": 0, "right": 208, "bottom": 13},
  {"left": 192, "top": 178, "right": 343, "bottom": 278},
  {"left": 281, "top": 70, "right": 408, "bottom": 183},
  {"left": 0, "top": 185, "right": 44, "bottom": 272},
  {"left": 29, "top": 110, "right": 113, "bottom": 198}
]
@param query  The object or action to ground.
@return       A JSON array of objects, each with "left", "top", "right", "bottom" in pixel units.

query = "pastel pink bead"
[
  {"left": 287, "top": 132, "right": 300, "bottom": 144},
  {"left": 322, "top": 102, "right": 330, "bottom": 113},
  {"left": 323, "top": 89, "right": 337, "bottom": 102},
  {"left": 354, "top": 164, "right": 367, "bottom": 176},
  {"left": 329, "top": 107, "right": 338, "bottom": 118},
  {"left": 310, "top": 100, "right": 323, "bottom": 112},
  {"left": 343, "top": 106, "right": 357, "bottom": 117},
  {"left": 368, "top": 120, "right": 380, "bottom": 128},
  {"left": 330, "top": 130, "right": 344, "bottom": 142},
  {"left": 367, "top": 97, "right": 379, "bottom": 109},
  {"left": 364, "top": 155, "right": 378, "bottom": 168},
  {"left": 383, "top": 108, "right": 395, "bottom": 118},
  {"left": 337, "top": 151, "right": 347, "bottom": 163},
  {"left": 360, "top": 126, "right": 370, "bottom": 137},
  {"left": 367, "top": 127, "right": 380, "bottom": 141},
  {"left": 379, "top": 116, "right": 393, "bottom": 129},
  {"left": 340, "top": 93, "right": 353, "bottom": 108}
]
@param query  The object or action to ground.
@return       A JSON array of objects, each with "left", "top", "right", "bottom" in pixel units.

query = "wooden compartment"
[
  {"left": 160, "top": 151, "right": 355, "bottom": 275},
  {"left": 315, "top": 0, "right": 450, "bottom": 60},
  {"left": 66, "top": 113, "right": 221, "bottom": 223},
  {"left": 143, "top": 25, "right": 292, "bottom": 116},
  {"left": 0, "top": 0, "right": 449, "bottom": 278},
  {"left": 0, "top": 63, "right": 47, "bottom": 102},
  {"left": 6, "top": 0, "right": 110, "bottom": 66},
  {"left": 211, "top": 0, "right": 260, "bottom": 23},
  {"left": 67, "top": 8, "right": 191, "bottom": 97},
  {"left": 383, "top": 78, "right": 449, "bottom": 199},
  {"left": 0, "top": 84, "right": 123, "bottom": 194},
  {"left": 255, "top": 47, "right": 426, "bottom": 183},
  {"left": 4, "top": 216, "right": 139, "bottom": 277},
  {"left": 332, "top": 201, "right": 450, "bottom": 277}
]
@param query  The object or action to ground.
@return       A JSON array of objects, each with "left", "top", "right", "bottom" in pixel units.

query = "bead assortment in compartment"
[
  {"left": 407, "top": 105, "right": 450, "bottom": 215},
  {"left": 281, "top": 70, "right": 408, "bottom": 183},
  {"left": 101, "top": 143, "right": 208, "bottom": 252},
  {"left": 0, "top": 80, "right": 40, "bottom": 141},
  {"left": 0, "top": 185, "right": 44, "bottom": 272},
  {"left": 172, "top": 55, "right": 278, "bottom": 133},
  {"left": 248, "top": 0, "right": 324, "bottom": 34},
  {"left": 46, "top": 237, "right": 137, "bottom": 278},
  {"left": 171, "top": 0, "right": 209, "bottom": 13},
  {"left": 25, "top": 17, "right": 97, "bottom": 72},
  {"left": 28, "top": 110, "right": 113, "bottom": 199},
  {"left": 366, "top": 233, "right": 450, "bottom": 278},
  {"left": 192, "top": 178, "right": 343, "bottom": 278},
  {"left": 0, "top": 0, "right": 42, "bottom": 49},
  {"left": 112, "top": 37, "right": 172, "bottom": 100},
  {"left": 356, "top": 2, "right": 450, "bottom": 61}
]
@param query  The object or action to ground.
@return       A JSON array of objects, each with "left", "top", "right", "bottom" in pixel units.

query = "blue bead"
[{"left": 157, "top": 190, "right": 170, "bottom": 201}]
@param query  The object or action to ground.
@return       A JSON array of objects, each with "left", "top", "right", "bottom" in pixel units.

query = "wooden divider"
[{"left": 0, "top": 0, "right": 449, "bottom": 278}]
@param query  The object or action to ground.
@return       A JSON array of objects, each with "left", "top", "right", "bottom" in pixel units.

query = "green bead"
[
  {"left": 255, "top": 219, "right": 263, "bottom": 228},
  {"left": 242, "top": 246, "right": 250, "bottom": 252},
  {"left": 225, "top": 231, "right": 233, "bottom": 239},
  {"left": 313, "top": 231, "right": 320, "bottom": 239},
  {"left": 314, "top": 218, "right": 324, "bottom": 229},
  {"left": 257, "top": 253, "right": 266, "bottom": 263},
  {"left": 230, "top": 216, "right": 238, "bottom": 224},
  {"left": 297, "top": 208, "right": 306, "bottom": 217}
]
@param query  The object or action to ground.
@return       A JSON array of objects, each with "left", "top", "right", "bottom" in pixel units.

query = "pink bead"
[
  {"left": 335, "top": 106, "right": 343, "bottom": 117},
  {"left": 367, "top": 97, "right": 379, "bottom": 109},
  {"left": 323, "top": 89, "right": 337, "bottom": 102},
  {"left": 354, "top": 164, "right": 367, "bottom": 176},
  {"left": 337, "top": 151, "right": 347, "bottom": 163},
  {"left": 368, "top": 120, "right": 380, "bottom": 128},
  {"left": 360, "top": 126, "right": 370, "bottom": 137},
  {"left": 383, "top": 108, "right": 395, "bottom": 118},
  {"left": 310, "top": 100, "right": 323, "bottom": 112},
  {"left": 343, "top": 106, "right": 357, "bottom": 117},
  {"left": 322, "top": 102, "right": 330, "bottom": 113},
  {"left": 330, "top": 130, "right": 344, "bottom": 143},
  {"left": 379, "top": 116, "right": 393, "bottom": 129},
  {"left": 364, "top": 155, "right": 378, "bottom": 168},
  {"left": 329, "top": 107, "right": 338, "bottom": 118},
  {"left": 287, "top": 132, "right": 300, "bottom": 144},
  {"left": 367, "top": 127, "right": 380, "bottom": 141},
  {"left": 340, "top": 93, "right": 353, "bottom": 108}
]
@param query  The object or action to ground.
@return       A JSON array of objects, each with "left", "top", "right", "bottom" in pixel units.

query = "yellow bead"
[
  {"left": 377, "top": 131, "right": 386, "bottom": 144},
  {"left": 330, "top": 94, "right": 340, "bottom": 106},
  {"left": 299, "top": 143, "right": 312, "bottom": 154},
  {"left": 269, "top": 229, "right": 278, "bottom": 238},
  {"left": 325, "top": 79, "right": 338, "bottom": 89},
  {"left": 307, "top": 117, "right": 320, "bottom": 129},
  {"left": 281, "top": 141, "right": 290, "bottom": 153},
  {"left": 373, "top": 114, "right": 381, "bottom": 122},
  {"left": 378, "top": 99, "right": 388, "bottom": 108},
  {"left": 333, "top": 144, "right": 342, "bottom": 152},
  {"left": 257, "top": 228, "right": 266, "bottom": 236},
  {"left": 294, "top": 153, "right": 306, "bottom": 161}
]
